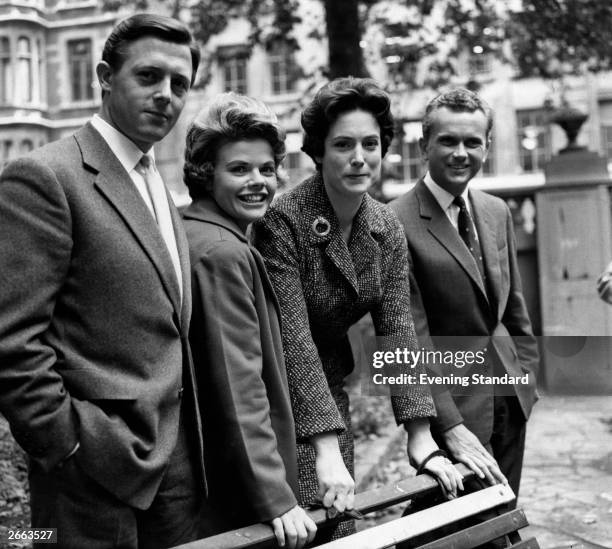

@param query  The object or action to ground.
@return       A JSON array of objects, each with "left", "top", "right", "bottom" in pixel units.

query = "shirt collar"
[
  {"left": 90, "top": 114, "right": 155, "bottom": 174},
  {"left": 423, "top": 171, "right": 471, "bottom": 213}
]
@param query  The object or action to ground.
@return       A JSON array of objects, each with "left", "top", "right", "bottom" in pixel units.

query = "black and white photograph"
[{"left": 0, "top": 1, "right": 611, "bottom": 548}]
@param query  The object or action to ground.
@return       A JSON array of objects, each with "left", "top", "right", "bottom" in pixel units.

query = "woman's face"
[
  {"left": 211, "top": 139, "right": 278, "bottom": 230},
  {"left": 316, "top": 109, "right": 382, "bottom": 199}
]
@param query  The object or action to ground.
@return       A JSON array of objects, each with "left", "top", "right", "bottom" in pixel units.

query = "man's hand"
[
  {"left": 442, "top": 424, "right": 507, "bottom": 485},
  {"left": 597, "top": 262, "right": 612, "bottom": 304},
  {"left": 311, "top": 432, "right": 355, "bottom": 513},
  {"left": 270, "top": 505, "right": 317, "bottom": 549}
]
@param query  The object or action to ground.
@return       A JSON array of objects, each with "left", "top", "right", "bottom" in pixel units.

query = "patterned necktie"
[
  {"left": 136, "top": 154, "right": 182, "bottom": 301},
  {"left": 453, "top": 195, "right": 487, "bottom": 286}
]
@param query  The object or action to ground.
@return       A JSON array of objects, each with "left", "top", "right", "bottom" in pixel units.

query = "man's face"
[
  {"left": 420, "top": 106, "right": 489, "bottom": 196},
  {"left": 97, "top": 37, "right": 193, "bottom": 152}
]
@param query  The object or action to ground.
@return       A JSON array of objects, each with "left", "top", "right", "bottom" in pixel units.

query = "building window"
[
  {"left": 1, "top": 140, "right": 13, "bottom": 166},
  {"left": 387, "top": 133, "right": 422, "bottom": 183},
  {"left": 599, "top": 101, "right": 612, "bottom": 160},
  {"left": 468, "top": 53, "right": 492, "bottom": 76},
  {"left": 221, "top": 55, "right": 247, "bottom": 94},
  {"left": 16, "top": 37, "right": 32, "bottom": 104},
  {"left": 517, "top": 109, "right": 551, "bottom": 172},
  {"left": 482, "top": 137, "right": 495, "bottom": 176},
  {"left": 602, "top": 125, "right": 612, "bottom": 159},
  {"left": 20, "top": 139, "right": 34, "bottom": 153},
  {"left": 67, "top": 39, "right": 93, "bottom": 101},
  {"left": 0, "top": 37, "right": 10, "bottom": 104},
  {"left": 269, "top": 47, "right": 297, "bottom": 95},
  {"left": 37, "top": 38, "right": 43, "bottom": 103},
  {"left": 284, "top": 151, "right": 313, "bottom": 187}
]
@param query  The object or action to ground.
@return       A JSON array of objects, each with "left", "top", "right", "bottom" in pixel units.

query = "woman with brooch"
[
  {"left": 253, "top": 77, "right": 464, "bottom": 541},
  {"left": 183, "top": 93, "right": 316, "bottom": 549}
]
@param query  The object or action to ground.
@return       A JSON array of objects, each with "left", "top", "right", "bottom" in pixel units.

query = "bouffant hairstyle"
[
  {"left": 184, "top": 92, "right": 287, "bottom": 199},
  {"left": 422, "top": 87, "right": 493, "bottom": 144},
  {"left": 301, "top": 77, "right": 395, "bottom": 168},
  {"left": 102, "top": 13, "right": 200, "bottom": 86}
]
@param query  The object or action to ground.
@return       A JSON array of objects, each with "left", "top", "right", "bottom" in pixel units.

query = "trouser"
[{"left": 29, "top": 410, "right": 205, "bottom": 549}]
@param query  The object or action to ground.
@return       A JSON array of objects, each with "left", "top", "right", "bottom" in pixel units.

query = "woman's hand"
[
  {"left": 270, "top": 505, "right": 317, "bottom": 549},
  {"left": 311, "top": 432, "right": 355, "bottom": 513},
  {"left": 405, "top": 417, "right": 464, "bottom": 500},
  {"left": 421, "top": 454, "right": 464, "bottom": 499}
]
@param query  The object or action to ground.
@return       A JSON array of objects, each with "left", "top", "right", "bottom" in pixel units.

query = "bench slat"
[
  {"left": 417, "top": 509, "right": 529, "bottom": 549},
  {"left": 317, "top": 484, "right": 516, "bottom": 549}
]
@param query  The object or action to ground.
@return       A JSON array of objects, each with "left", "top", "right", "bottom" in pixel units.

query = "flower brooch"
[{"left": 311, "top": 216, "right": 331, "bottom": 237}]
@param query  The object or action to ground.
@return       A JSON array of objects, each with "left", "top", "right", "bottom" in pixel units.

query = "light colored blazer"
[
  {"left": 391, "top": 180, "right": 539, "bottom": 443},
  {"left": 0, "top": 123, "right": 205, "bottom": 510},
  {"left": 183, "top": 197, "right": 298, "bottom": 528}
]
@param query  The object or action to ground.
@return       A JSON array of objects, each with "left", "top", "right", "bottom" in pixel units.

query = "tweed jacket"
[
  {"left": 0, "top": 123, "right": 205, "bottom": 510},
  {"left": 391, "top": 180, "right": 539, "bottom": 443},
  {"left": 253, "top": 174, "right": 435, "bottom": 442},
  {"left": 183, "top": 197, "right": 298, "bottom": 526}
]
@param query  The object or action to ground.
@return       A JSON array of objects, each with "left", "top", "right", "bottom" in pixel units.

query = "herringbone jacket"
[{"left": 253, "top": 174, "right": 435, "bottom": 441}]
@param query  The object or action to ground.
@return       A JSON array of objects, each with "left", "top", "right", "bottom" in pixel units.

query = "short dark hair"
[
  {"left": 301, "top": 77, "right": 395, "bottom": 168},
  {"left": 422, "top": 87, "right": 493, "bottom": 144},
  {"left": 184, "top": 92, "right": 287, "bottom": 200},
  {"left": 102, "top": 13, "right": 200, "bottom": 86}
]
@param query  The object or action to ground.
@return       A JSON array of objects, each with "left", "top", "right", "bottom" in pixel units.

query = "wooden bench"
[{"left": 172, "top": 464, "right": 539, "bottom": 549}]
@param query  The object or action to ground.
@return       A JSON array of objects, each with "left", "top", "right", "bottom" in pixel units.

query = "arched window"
[
  {"left": 20, "top": 139, "right": 34, "bottom": 153},
  {"left": 0, "top": 37, "right": 10, "bottom": 104},
  {"left": 16, "top": 37, "right": 32, "bottom": 104}
]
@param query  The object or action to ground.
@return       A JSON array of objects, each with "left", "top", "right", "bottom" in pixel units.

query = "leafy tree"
[{"left": 103, "top": 0, "right": 612, "bottom": 83}]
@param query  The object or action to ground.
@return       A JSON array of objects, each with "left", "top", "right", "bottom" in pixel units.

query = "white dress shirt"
[{"left": 423, "top": 172, "right": 478, "bottom": 240}]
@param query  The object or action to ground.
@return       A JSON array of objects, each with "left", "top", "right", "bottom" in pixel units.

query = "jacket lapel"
[
  {"left": 349, "top": 195, "right": 381, "bottom": 282},
  {"left": 416, "top": 181, "right": 489, "bottom": 302},
  {"left": 306, "top": 176, "right": 359, "bottom": 295},
  {"left": 470, "top": 190, "right": 501, "bottom": 316},
  {"left": 183, "top": 197, "right": 283, "bottom": 320},
  {"left": 76, "top": 123, "right": 183, "bottom": 321}
]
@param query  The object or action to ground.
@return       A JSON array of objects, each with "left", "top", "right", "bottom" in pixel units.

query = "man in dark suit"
[
  {"left": 390, "top": 88, "right": 539, "bottom": 503},
  {"left": 0, "top": 14, "right": 206, "bottom": 548}
]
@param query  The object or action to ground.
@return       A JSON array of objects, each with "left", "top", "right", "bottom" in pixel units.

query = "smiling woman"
[{"left": 182, "top": 93, "right": 317, "bottom": 549}]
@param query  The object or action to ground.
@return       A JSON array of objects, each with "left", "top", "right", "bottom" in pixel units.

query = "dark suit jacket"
[
  {"left": 183, "top": 197, "right": 298, "bottom": 528},
  {"left": 0, "top": 123, "right": 205, "bottom": 510},
  {"left": 390, "top": 180, "right": 539, "bottom": 443}
]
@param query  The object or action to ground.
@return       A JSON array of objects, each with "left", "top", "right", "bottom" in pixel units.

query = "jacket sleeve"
[
  {"left": 501, "top": 206, "right": 539, "bottom": 390},
  {"left": 253, "top": 209, "right": 346, "bottom": 441},
  {"left": 370, "top": 216, "right": 436, "bottom": 424},
  {"left": 0, "top": 158, "right": 79, "bottom": 470},
  {"left": 404, "top": 233, "right": 465, "bottom": 434},
  {"left": 191, "top": 241, "right": 297, "bottom": 520}
]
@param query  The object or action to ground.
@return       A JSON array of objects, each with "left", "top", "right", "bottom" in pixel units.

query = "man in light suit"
[
  {"left": 0, "top": 14, "right": 206, "bottom": 548},
  {"left": 390, "top": 88, "right": 539, "bottom": 504}
]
